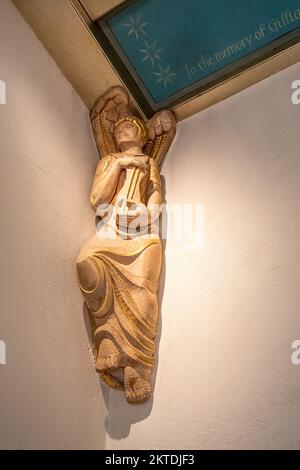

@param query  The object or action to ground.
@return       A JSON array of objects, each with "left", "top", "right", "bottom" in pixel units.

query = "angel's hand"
[{"left": 117, "top": 156, "right": 147, "bottom": 171}]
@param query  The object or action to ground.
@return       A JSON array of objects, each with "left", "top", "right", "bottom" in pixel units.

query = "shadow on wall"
[{"left": 82, "top": 176, "right": 168, "bottom": 439}]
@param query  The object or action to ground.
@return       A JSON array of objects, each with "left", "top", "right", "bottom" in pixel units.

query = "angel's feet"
[
  {"left": 124, "top": 365, "right": 152, "bottom": 404},
  {"left": 96, "top": 339, "right": 121, "bottom": 371}
]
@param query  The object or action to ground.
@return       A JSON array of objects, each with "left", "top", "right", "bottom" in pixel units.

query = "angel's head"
[{"left": 113, "top": 116, "right": 148, "bottom": 152}]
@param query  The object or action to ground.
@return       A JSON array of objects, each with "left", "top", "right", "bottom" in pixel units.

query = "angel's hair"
[{"left": 114, "top": 116, "right": 148, "bottom": 144}]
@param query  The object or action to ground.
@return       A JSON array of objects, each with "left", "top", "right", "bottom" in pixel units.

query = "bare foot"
[
  {"left": 124, "top": 365, "right": 152, "bottom": 404},
  {"left": 96, "top": 339, "right": 121, "bottom": 371}
]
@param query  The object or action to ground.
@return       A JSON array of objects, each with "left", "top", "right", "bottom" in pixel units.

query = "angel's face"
[{"left": 114, "top": 121, "right": 142, "bottom": 150}]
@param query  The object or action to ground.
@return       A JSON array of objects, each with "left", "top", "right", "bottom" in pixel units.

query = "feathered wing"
[
  {"left": 90, "top": 85, "right": 176, "bottom": 164},
  {"left": 144, "top": 110, "right": 176, "bottom": 168},
  {"left": 90, "top": 86, "right": 134, "bottom": 159}
]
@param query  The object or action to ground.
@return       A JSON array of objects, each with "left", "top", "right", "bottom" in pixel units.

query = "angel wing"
[
  {"left": 90, "top": 86, "right": 176, "bottom": 166},
  {"left": 90, "top": 86, "right": 135, "bottom": 158},
  {"left": 144, "top": 110, "right": 176, "bottom": 168}
]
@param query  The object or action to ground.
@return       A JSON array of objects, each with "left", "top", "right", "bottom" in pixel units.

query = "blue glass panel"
[{"left": 106, "top": 0, "right": 300, "bottom": 103}]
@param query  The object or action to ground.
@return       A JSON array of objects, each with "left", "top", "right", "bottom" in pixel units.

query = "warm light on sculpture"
[{"left": 76, "top": 86, "right": 176, "bottom": 404}]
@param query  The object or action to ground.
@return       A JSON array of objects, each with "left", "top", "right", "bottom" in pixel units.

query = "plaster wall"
[
  {"left": 1, "top": 0, "right": 300, "bottom": 451},
  {"left": 106, "top": 59, "right": 300, "bottom": 450},
  {"left": 0, "top": 0, "right": 105, "bottom": 450}
]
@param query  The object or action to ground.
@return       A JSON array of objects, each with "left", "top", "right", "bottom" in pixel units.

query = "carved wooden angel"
[{"left": 76, "top": 86, "right": 176, "bottom": 404}]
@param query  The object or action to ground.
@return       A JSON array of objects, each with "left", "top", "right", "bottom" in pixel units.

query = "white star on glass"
[
  {"left": 153, "top": 65, "right": 176, "bottom": 88},
  {"left": 123, "top": 14, "right": 149, "bottom": 40},
  {"left": 139, "top": 40, "right": 163, "bottom": 66}
]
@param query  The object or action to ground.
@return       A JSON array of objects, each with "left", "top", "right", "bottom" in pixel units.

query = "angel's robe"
[{"left": 77, "top": 153, "right": 162, "bottom": 390}]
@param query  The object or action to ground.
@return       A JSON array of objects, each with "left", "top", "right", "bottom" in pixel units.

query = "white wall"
[
  {"left": 0, "top": 0, "right": 106, "bottom": 449},
  {"left": 106, "top": 63, "right": 300, "bottom": 449},
  {"left": 1, "top": 0, "right": 300, "bottom": 451}
]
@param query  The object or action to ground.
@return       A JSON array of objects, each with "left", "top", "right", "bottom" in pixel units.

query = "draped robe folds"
[{"left": 77, "top": 153, "right": 162, "bottom": 390}]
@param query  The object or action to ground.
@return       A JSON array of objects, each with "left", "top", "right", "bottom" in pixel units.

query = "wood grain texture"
[
  {"left": 80, "top": 0, "right": 125, "bottom": 20},
  {"left": 76, "top": 87, "right": 176, "bottom": 404}
]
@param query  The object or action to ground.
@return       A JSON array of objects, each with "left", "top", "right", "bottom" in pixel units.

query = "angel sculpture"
[{"left": 76, "top": 86, "right": 176, "bottom": 404}]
